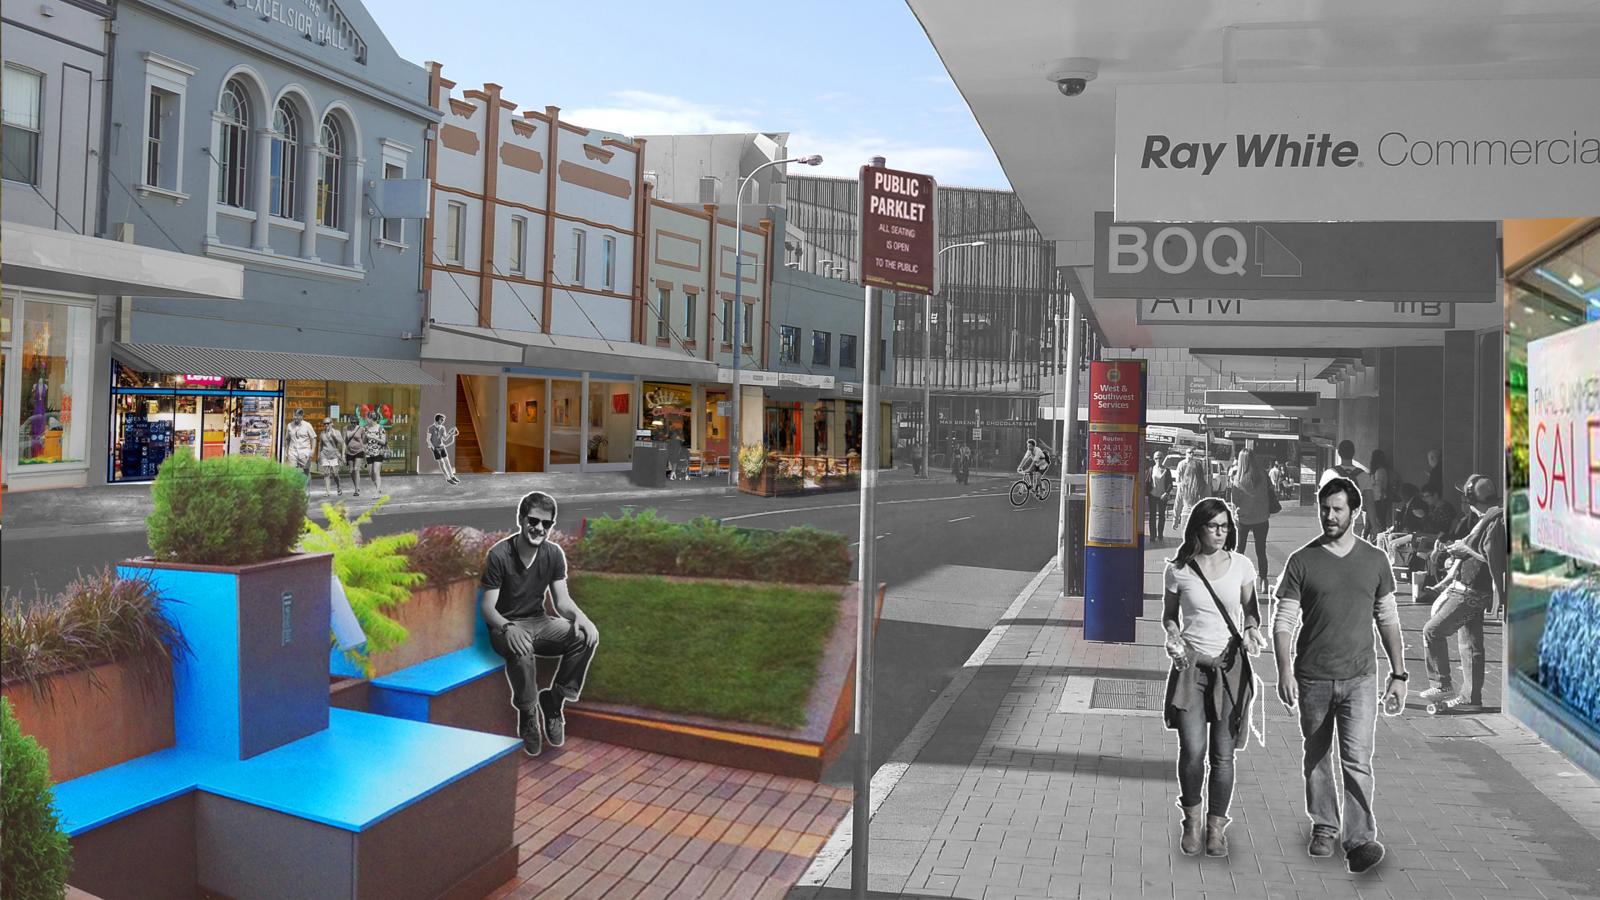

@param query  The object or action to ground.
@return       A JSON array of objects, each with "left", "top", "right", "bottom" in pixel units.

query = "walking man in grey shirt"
[{"left": 1273, "top": 477, "right": 1409, "bottom": 874}]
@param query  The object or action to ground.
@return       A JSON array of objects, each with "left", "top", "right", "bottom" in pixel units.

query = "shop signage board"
[
  {"left": 1138, "top": 297, "right": 1457, "bottom": 328},
  {"left": 1094, "top": 213, "right": 1496, "bottom": 303},
  {"left": 1184, "top": 375, "right": 1210, "bottom": 414},
  {"left": 1086, "top": 360, "right": 1144, "bottom": 548},
  {"left": 1114, "top": 80, "right": 1600, "bottom": 222},
  {"left": 1205, "top": 415, "right": 1300, "bottom": 435},
  {"left": 1527, "top": 320, "right": 1600, "bottom": 566},
  {"left": 1206, "top": 390, "right": 1321, "bottom": 410},
  {"left": 859, "top": 164, "right": 937, "bottom": 294}
]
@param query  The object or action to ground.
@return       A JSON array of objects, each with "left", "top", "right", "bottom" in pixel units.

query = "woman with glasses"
[{"left": 1162, "top": 498, "right": 1267, "bottom": 858}]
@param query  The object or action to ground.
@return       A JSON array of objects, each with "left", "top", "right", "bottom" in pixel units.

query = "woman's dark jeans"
[
  {"left": 1174, "top": 666, "right": 1238, "bottom": 816},
  {"left": 1238, "top": 519, "right": 1270, "bottom": 579}
]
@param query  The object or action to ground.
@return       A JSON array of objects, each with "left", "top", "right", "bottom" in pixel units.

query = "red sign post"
[
  {"left": 1086, "top": 360, "right": 1145, "bottom": 547},
  {"left": 859, "top": 164, "right": 937, "bottom": 294}
]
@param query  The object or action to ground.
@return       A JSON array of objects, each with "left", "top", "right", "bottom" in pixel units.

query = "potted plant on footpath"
[
  {"left": 1, "top": 568, "right": 188, "bottom": 782},
  {"left": 128, "top": 452, "right": 331, "bottom": 760},
  {"left": 738, "top": 444, "right": 772, "bottom": 496},
  {"left": 2, "top": 696, "right": 74, "bottom": 899}
]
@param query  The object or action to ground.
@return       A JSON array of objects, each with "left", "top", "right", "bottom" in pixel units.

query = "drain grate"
[{"left": 1090, "top": 678, "right": 1167, "bottom": 711}]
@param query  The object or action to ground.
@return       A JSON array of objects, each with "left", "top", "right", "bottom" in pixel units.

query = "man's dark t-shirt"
[
  {"left": 1276, "top": 540, "right": 1396, "bottom": 681},
  {"left": 480, "top": 538, "right": 568, "bottom": 620}
]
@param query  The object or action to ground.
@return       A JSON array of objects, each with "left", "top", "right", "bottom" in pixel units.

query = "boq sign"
[{"left": 1528, "top": 319, "right": 1600, "bottom": 566}]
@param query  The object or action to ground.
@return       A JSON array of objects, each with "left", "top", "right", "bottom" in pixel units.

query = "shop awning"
[
  {"left": 424, "top": 323, "right": 719, "bottom": 382},
  {"left": 111, "top": 343, "right": 441, "bottom": 385},
  {"left": 2, "top": 222, "right": 244, "bottom": 300}
]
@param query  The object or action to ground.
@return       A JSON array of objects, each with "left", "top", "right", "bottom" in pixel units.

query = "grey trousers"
[
  {"left": 488, "top": 616, "right": 598, "bottom": 712},
  {"left": 1296, "top": 673, "right": 1380, "bottom": 850}
]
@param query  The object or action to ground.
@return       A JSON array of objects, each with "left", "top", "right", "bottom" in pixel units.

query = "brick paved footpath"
[
  {"left": 796, "top": 504, "right": 1600, "bottom": 900},
  {"left": 484, "top": 738, "right": 852, "bottom": 899}
]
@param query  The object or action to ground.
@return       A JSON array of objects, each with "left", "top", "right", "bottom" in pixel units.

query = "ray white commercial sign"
[
  {"left": 1095, "top": 213, "right": 1497, "bottom": 303},
  {"left": 1114, "top": 79, "right": 1600, "bottom": 221},
  {"left": 1528, "top": 320, "right": 1600, "bottom": 567}
]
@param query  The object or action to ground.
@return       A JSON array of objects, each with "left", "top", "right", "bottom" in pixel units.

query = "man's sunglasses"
[{"left": 524, "top": 516, "right": 556, "bottom": 530}]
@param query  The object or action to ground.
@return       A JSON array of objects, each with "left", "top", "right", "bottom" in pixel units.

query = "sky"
[{"left": 375, "top": 0, "right": 1011, "bottom": 190}]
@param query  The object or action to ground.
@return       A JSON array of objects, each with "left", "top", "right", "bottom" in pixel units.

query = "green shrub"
[
  {"left": 675, "top": 517, "right": 756, "bottom": 579},
  {"left": 1, "top": 568, "right": 188, "bottom": 703},
  {"left": 580, "top": 509, "right": 681, "bottom": 575},
  {"left": 300, "top": 499, "right": 424, "bottom": 676},
  {"left": 1, "top": 697, "right": 72, "bottom": 900},
  {"left": 764, "top": 525, "right": 852, "bottom": 584},
  {"left": 147, "top": 453, "right": 307, "bottom": 565}
]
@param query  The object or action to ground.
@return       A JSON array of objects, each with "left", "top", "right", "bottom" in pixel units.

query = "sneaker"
[
  {"left": 1308, "top": 829, "right": 1337, "bottom": 858},
  {"left": 540, "top": 690, "right": 566, "bottom": 747},
  {"left": 1417, "top": 686, "right": 1452, "bottom": 703},
  {"left": 517, "top": 707, "right": 543, "bottom": 757},
  {"left": 1347, "top": 840, "right": 1386, "bottom": 873}
]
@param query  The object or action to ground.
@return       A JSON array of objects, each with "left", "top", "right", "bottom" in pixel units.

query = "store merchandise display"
[{"left": 1537, "top": 576, "right": 1600, "bottom": 726}]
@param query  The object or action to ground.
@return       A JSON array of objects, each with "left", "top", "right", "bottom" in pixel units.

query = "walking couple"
[{"left": 1162, "top": 477, "right": 1407, "bottom": 874}]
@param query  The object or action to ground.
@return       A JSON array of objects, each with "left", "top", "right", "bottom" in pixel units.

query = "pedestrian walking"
[
  {"left": 1228, "top": 448, "right": 1276, "bottom": 595},
  {"left": 1419, "top": 474, "right": 1506, "bottom": 710},
  {"left": 316, "top": 418, "right": 346, "bottom": 496},
  {"left": 1147, "top": 450, "right": 1175, "bottom": 541},
  {"left": 363, "top": 410, "right": 388, "bottom": 493},
  {"left": 1319, "top": 440, "right": 1371, "bottom": 538},
  {"left": 1177, "top": 448, "right": 1209, "bottom": 523},
  {"left": 1161, "top": 497, "right": 1267, "bottom": 858},
  {"left": 1272, "top": 476, "right": 1409, "bottom": 874},
  {"left": 284, "top": 409, "right": 317, "bottom": 475},
  {"left": 343, "top": 414, "right": 367, "bottom": 497},
  {"left": 479, "top": 491, "right": 599, "bottom": 757},
  {"left": 428, "top": 413, "right": 460, "bottom": 485},
  {"left": 1368, "top": 449, "right": 1397, "bottom": 537}
]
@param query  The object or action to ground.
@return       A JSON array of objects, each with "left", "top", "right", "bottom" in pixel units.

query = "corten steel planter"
[
  {"left": 117, "top": 553, "right": 333, "bottom": 760},
  {"left": 331, "top": 578, "right": 480, "bottom": 680},
  {"left": 1, "top": 656, "right": 175, "bottom": 783}
]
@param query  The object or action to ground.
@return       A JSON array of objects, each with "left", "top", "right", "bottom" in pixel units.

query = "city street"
[{"left": 0, "top": 470, "right": 1056, "bottom": 783}]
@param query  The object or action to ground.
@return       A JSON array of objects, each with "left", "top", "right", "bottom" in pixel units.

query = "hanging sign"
[
  {"left": 1528, "top": 320, "right": 1600, "bottom": 566},
  {"left": 1086, "top": 360, "right": 1145, "bottom": 548}
]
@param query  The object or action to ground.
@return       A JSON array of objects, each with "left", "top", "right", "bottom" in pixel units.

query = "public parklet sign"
[
  {"left": 859, "top": 164, "right": 937, "bottom": 294},
  {"left": 1113, "top": 79, "right": 1600, "bottom": 222},
  {"left": 1527, "top": 320, "right": 1600, "bottom": 567},
  {"left": 1094, "top": 212, "right": 1497, "bottom": 303}
]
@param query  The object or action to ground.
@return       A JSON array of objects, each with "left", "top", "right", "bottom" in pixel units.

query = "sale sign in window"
[{"left": 1528, "top": 319, "right": 1600, "bottom": 567}]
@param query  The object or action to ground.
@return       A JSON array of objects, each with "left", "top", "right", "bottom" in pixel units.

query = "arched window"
[
  {"left": 269, "top": 100, "right": 299, "bottom": 218},
  {"left": 216, "top": 79, "right": 251, "bottom": 207},
  {"left": 316, "top": 116, "right": 343, "bottom": 229}
]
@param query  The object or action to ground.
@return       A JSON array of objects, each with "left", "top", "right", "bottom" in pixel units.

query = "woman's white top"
[{"left": 1164, "top": 551, "right": 1257, "bottom": 658}]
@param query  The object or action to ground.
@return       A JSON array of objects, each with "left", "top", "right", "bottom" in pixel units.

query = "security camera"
[{"left": 1046, "top": 58, "right": 1099, "bottom": 97}]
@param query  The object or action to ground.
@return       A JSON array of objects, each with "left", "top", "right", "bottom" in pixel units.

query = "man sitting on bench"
[{"left": 479, "top": 491, "right": 600, "bottom": 756}]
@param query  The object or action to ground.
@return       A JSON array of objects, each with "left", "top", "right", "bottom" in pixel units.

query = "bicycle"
[{"left": 1010, "top": 470, "right": 1053, "bottom": 507}]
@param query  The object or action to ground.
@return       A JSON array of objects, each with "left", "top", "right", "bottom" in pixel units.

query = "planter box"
[
  {"left": 332, "top": 579, "right": 480, "bottom": 679},
  {"left": 118, "top": 553, "right": 332, "bottom": 760},
  {"left": 1, "top": 657, "right": 174, "bottom": 783}
]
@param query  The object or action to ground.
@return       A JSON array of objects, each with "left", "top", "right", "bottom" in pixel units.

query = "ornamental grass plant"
[
  {"left": 146, "top": 453, "right": 308, "bottom": 565},
  {"left": 0, "top": 567, "right": 188, "bottom": 703}
]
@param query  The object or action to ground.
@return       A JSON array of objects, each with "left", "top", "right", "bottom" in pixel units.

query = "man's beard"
[{"left": 1323, "top": 518, "right": 1351, "bottom": 538}]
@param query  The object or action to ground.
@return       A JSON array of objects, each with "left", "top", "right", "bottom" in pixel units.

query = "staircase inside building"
[{"left": 454, "top": 375, "right": 487, "bottom": 473}]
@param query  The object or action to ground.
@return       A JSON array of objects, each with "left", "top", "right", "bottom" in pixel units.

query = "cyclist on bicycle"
[{"left": 1018, "top": 439, "right": 1052, "bottom": 490}]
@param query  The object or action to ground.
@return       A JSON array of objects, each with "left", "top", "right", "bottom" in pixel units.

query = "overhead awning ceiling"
[
  {"left": 112, "top": 343, "right": 440, "bottom": 385},
  {"left": 424, "top": 323, "right": 719, "bottom": 382},
  {"left": 909, "top": 0, "right": 1600, "bottom": 351},
  {"left": 3, "top": 222, "right": 244, "bottom": 300}
]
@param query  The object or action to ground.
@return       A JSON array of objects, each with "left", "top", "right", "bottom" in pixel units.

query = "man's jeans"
[
  {"left": 489, "top": 616, "right": 598, "bottom": 712},
  {"left": 1423, "top": 585, "right": 1487, "bottom": 703},
  {"left": 1296, "top": 673, "right": 1379, "bottom": 850},
  {"left": 1147, "top": 495, "right": 1170, "bottom": 539}
]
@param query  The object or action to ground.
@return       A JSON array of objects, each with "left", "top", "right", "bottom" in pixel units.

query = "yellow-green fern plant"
[{"left": 299, "top": 497, "right": 424, "bottom": 676}]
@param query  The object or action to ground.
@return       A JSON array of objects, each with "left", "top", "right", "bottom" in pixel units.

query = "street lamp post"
[
  {"left": 923, "top": 241, "right": 985, "bottom": 477},
  {"left": 729, "top": 153, "right": 823, "bottom": 487}
]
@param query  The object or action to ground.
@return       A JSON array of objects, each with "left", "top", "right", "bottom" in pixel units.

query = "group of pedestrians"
[
  {"left": 1154, "top": 435, "right": 1504, "bottom": 873},
  {"left": 282, "top": 409, "right": 464, "bottom": 496}
]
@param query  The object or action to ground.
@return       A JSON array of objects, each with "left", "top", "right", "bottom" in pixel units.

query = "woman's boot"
[
  {"left": 1180, "top": 804, "right": 1204, "bottom": 856},
  {"left": 1205, "top": 814, "right": 1230, "bottom": 857}
]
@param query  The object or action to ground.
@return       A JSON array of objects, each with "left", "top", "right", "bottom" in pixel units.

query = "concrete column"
[
  {"left": 300, "top": 143, "right": 323, "bottom": 260},
  {"left": 1441, "top": 329, "right": 1477, "bottom": 498},
  {"left": 251, "top": 129, "right": 274, "bottom": 250},
  {"left": 1385, "top": 346, "right": 1444, "bottom": 486},
  {"left": 1476, "top": 330, "right": 1504, "bottom": 492}
]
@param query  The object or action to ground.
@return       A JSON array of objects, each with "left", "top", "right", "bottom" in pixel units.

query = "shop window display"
[
  {"left": 15, "top": 299, "right": 92, "bottom": 467},
  {"left": 587, "top": 381, "right": 634, "bottom": 465},
  {"left": 1507, "top": 225, "right": 1600, "bottom": 743},
  {"left": 642, "top": 382, "right": 692, "bottom": 447},
  {"left": 108, "top": 361, "right": 284, "bottom": 482},
  {"left": 323, "top": 382, "right": 419, "bottom": 474}
]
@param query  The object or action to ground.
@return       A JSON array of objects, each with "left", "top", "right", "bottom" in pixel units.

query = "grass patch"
[{"left": 570, "top": 573, "right": 841, "bottom": 730}]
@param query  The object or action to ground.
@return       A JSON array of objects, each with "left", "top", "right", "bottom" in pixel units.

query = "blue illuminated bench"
[{"left": 363, "top": 627, "right": 555, "bottom": 738}]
